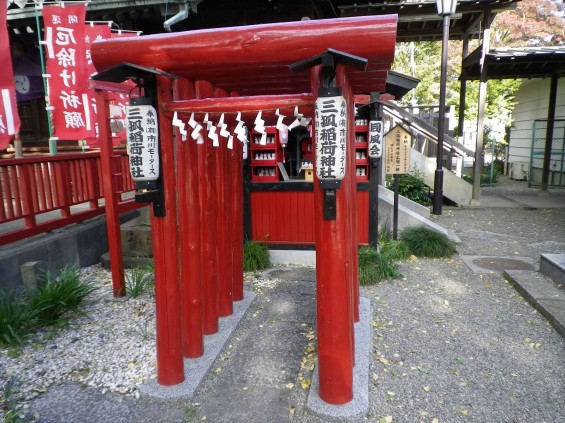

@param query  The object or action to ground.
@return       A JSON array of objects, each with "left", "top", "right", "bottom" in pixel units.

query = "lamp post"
[{"left": 432, "top": 0, "right": 458, "bottom": 215}]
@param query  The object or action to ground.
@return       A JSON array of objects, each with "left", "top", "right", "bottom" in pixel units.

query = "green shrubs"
[
  {"left": 400, "top": 226, "right": 456, "bottom": 258},
  {"left": 243, "top": 240, "right": 271, "bottom": 272},
  {"left": 28, "top": 266, "right": 95, "bottom": 326},
  {"left": 386, "top": 169, "right": 431, "bottom": 206},
  {"left": 359, "top": 225, "right": 456, "bottom": 285},
  {"left": 358, "top": 246, "right": 401, "bottom": 286},
  {"left": 126, "top": 266, "right": 154, "bottom": 298},
  {"left": 0, "top": 266, "right": 95, "bottom": 347},
  {"left": 0, "top": 290, "right": 30, "bottom": 347}
]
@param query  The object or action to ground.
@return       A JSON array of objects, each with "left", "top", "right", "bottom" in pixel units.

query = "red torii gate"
[{"left": 91, "top": 16, "right": 397, "bottom": 405}]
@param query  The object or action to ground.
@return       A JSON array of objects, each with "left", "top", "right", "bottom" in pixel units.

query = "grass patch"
[
  {"left": 27, "top": 266, "right": 96, "bottom": 327},
  {"left": 243, "top": 240, "right": 271, "bottom": 272},
  {"left": 126, "top": 266, "right": 154, "bottom": 298},
  {"left": 358, "top": 246, "right": 402, "bottom": 286},
  {"left": 400, "top": 226, "right": 456, "bottom": 258},
  {"left": 380, "top": 239, "right": 412, "bottom": 261},
  {"left": 0, "top": 290, "right": 32, "bottom": 347}
]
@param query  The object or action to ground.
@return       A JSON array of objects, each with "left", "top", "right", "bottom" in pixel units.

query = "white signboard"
[
  {"left": 315, "top": 95, "right": 347, "bottom": 181},
  {"left": 368, "top": 119, "right": 383, "bottom": 158},
  {"left": 384, "top": 124, "right": 411, "bottom": 175},
  {"left": 126, "top": 101, "right": 159, "bottom": 181}
]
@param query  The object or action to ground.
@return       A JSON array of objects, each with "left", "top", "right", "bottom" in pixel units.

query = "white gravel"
[{"left": 0, "top": 266, "right": 158, "bottom": 410}]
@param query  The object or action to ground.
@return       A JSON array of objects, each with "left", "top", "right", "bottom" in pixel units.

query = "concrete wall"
[{"left": 0, "top": 211, "right": 139, "bottom": 291}]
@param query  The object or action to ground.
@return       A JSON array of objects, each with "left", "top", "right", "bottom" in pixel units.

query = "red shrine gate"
[{"left": 91, "top": 16, "right": 397, "bottom": 405}]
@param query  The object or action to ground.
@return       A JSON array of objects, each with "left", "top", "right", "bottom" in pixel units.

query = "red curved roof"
[{"left": 91, "top": 15, "right": 397, "bottom": 96}]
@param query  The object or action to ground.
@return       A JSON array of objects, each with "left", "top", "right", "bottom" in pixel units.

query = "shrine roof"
[
  {"left": 462, "top": 46, "right": 565, "bottom": 80},
  {"left": 91, "top": 15, "right": 398, "bottom": 96}
]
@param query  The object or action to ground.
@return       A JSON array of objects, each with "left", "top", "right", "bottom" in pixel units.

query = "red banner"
[
  {"left": 83, "top": 23, "right": 112, "bottom": 147},
  {"left": 108, "top": 30, "right": 141, "bottom": 146},
  {"left": 0, "top": 0, "right": 21, "bottom": 150},
  {"left": 42, "top": 3, "right": 89, "bottom": 140}
]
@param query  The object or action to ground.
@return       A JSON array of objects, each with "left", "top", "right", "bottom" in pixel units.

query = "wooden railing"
[{"left": 0, "top": 151, "right": 139, "bottom": 246}]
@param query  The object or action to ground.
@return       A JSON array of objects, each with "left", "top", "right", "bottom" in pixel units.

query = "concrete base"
[
  {"left": 0, "top": 211, "right": 139, "bottom": 291},
  {"left": 540, "top": 253, "right": 565, "bottom": 286},
  {"left": 503, "top": 270, "right": 565, "bottom": 338},
  {"left": 101, "top": 252, "right": 153, "bottom": 270},
  {"left": 307, "top": 297, "right": 372, "bottom": 417},
  {"left": 269, "top": 250, "right": 316, "bottom": 266},
  {"left": 139, "top": 291, "right": 256, "bottom": 400}
]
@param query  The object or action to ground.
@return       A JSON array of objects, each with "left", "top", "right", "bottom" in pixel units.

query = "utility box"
[{"left": 511, "top": 161, "right": 528, "bottom": 180}]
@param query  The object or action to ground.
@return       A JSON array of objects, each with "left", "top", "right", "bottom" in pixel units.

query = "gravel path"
[{"left": 1, "top": 197, "right": 564, "bottom": 422}]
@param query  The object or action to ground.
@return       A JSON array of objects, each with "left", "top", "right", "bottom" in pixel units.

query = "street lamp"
[{"left": 432, "top": 0, "right": 458, "bottom": 215}]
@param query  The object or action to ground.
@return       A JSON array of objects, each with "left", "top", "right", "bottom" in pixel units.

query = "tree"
[{"left": 391, "top": 0, "right": 564, "bottom": 134}]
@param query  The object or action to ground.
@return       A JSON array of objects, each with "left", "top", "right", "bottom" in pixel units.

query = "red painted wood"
[
  {"left": 357, "top": 191, "right": 369, "bottom": 244},
  {"left": 175, "top": 78, "right": 204, "bottom": 358},
  {"left": 250, "top": 192, "right": 316, "bottom": 243},
  {"left": 165, "top": 94, "right": 314, "bottom": 126},
  {"left": 213, "top": 87, "right": 233, "bottom": 318},
  {"left": 337, "top": 65, "right": 360, "bottom": 324},
  {"left": 152, "top": 76, "right": 184, "bottom": 385},
  {"left": 232, "top": 135, "right": 244, "bottom": 301},
  {"left": 0, "top": 152, "right": 138, "bottom": 246},
  {"left": 311, "top": 65, "right": 354, "bottom": 405},
  {"left": 95, "top": 89, "right": 126, "bottom": 297},
  {"left": 195, "top": 79, "right": 220, "bottom": 335},
  {"left": 91, "top": 16, "right": 397, "bottom": 96}
]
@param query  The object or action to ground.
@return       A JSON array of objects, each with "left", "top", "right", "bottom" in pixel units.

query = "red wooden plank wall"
[
  {"left": 356, "top": 191, "right": 369, "bottom": 244},
  {"left": 250, "top": 189, "right": 370, "bottom": 245}
]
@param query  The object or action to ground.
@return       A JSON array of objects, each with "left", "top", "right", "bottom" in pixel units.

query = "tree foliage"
[{"left": 391, "top": 0, "right": 563, "bottom": 134}]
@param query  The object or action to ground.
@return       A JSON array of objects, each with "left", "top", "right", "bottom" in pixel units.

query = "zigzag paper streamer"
[{"left": 275, "top": 108, "right": 286, "bottom": 131}]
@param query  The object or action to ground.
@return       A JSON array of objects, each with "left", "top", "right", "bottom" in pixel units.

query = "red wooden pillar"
[
  {"left": 95, "top": 89, "right": 125, "bottom": 297},
  {"left": 175, "top": 78, "right": 204, "bottom": 358},
  {"left": 152, "top": 76, "right": 184, "bottom": 385},
  {"left": 337, "top": 67, "right": 360, "bottom": 323},
  {"left": 311, "top": 66, "right": 354, "bottom": 404},
  {"left": 214, "top": 87, "right": 233, "bottom": 317},
  {"left": 231, "top": 126, "right": 244, "bottom": 301},
  {"left": 195, "top": 80, "right": 220, "bottom": 334}
]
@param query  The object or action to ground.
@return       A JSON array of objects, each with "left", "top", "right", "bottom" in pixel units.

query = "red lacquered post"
[
  {"left": 337, "top": 66, "right": 360, "bottom": 324},
  {"left": 311, "top": 66, "right": 354, "bottom": 404},
  {"left": 232, "top": 126, "right": 244, "bottom": 301},
  {"left": 214, "top": 87, "right": 233, "bottom": 317},
  {"left": 175, "top": 78, "right": 204, "bottom": 358},
  {"left": 195, "top": 80, "right": 220, "bottom": 335},
  {"left": 95, "top": 89, "right": 125, "bottom": 297},
  {"left": 152, "top": 76, "right": 184, "bottom": 385}
]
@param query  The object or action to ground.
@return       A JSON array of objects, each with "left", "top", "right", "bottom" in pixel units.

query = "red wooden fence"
[{"left": 0, "top": 151, "right": 139, "bottom": 246}]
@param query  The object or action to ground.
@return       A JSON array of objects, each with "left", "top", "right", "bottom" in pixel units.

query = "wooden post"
[
  {"left": 312, "top": 66, "right": 354, "bottom": 405},
  {"left": 151, "top": 76, "right": 184, "bottom": 385},
  {"left": 95, "top": 89, "right": 125, "bottom": 297},
  {"left": 175, "top": 78, "right": 204, "bottom": 358},
  {"left": 214, "top": 87, "right": 234, "bottom": 317},
  {"left": 232, "top": 132, "right": 245, "bottom": 301},
  {"left": 195, "top": 80, "right": 220, "bottom": 335},
  {"left": 541, "top": 73, "right": 558, "bottom": 192}
]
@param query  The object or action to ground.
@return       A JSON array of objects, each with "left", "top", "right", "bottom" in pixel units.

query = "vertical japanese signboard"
[
  {"left": 42, "top": 4, "right": 89, "bottom": 140},
  {"left": 315, "top": 95, "right": 347, "bottom": 181},
  {"left": 126, "top": 97, "right": 159, "bottom": 181},
  {"left": 0, "top": 2, "right": 20, "bottom": 150},
  {"left": 385, "top": 124, "right": 411, "bottom": 175},
  {"left": 368, "top": 120, "right": 383, "bottom": 159}
]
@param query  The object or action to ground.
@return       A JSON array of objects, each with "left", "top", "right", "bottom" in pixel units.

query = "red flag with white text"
[
  {"left": 83, "top": 23, "right": 112, "bottom": 147},
  {"left": 0, "top": 0, "right": 21, "bottom": 150},
  {"left": 42, "top": 3, "right": 90, "bottom": 140}
]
